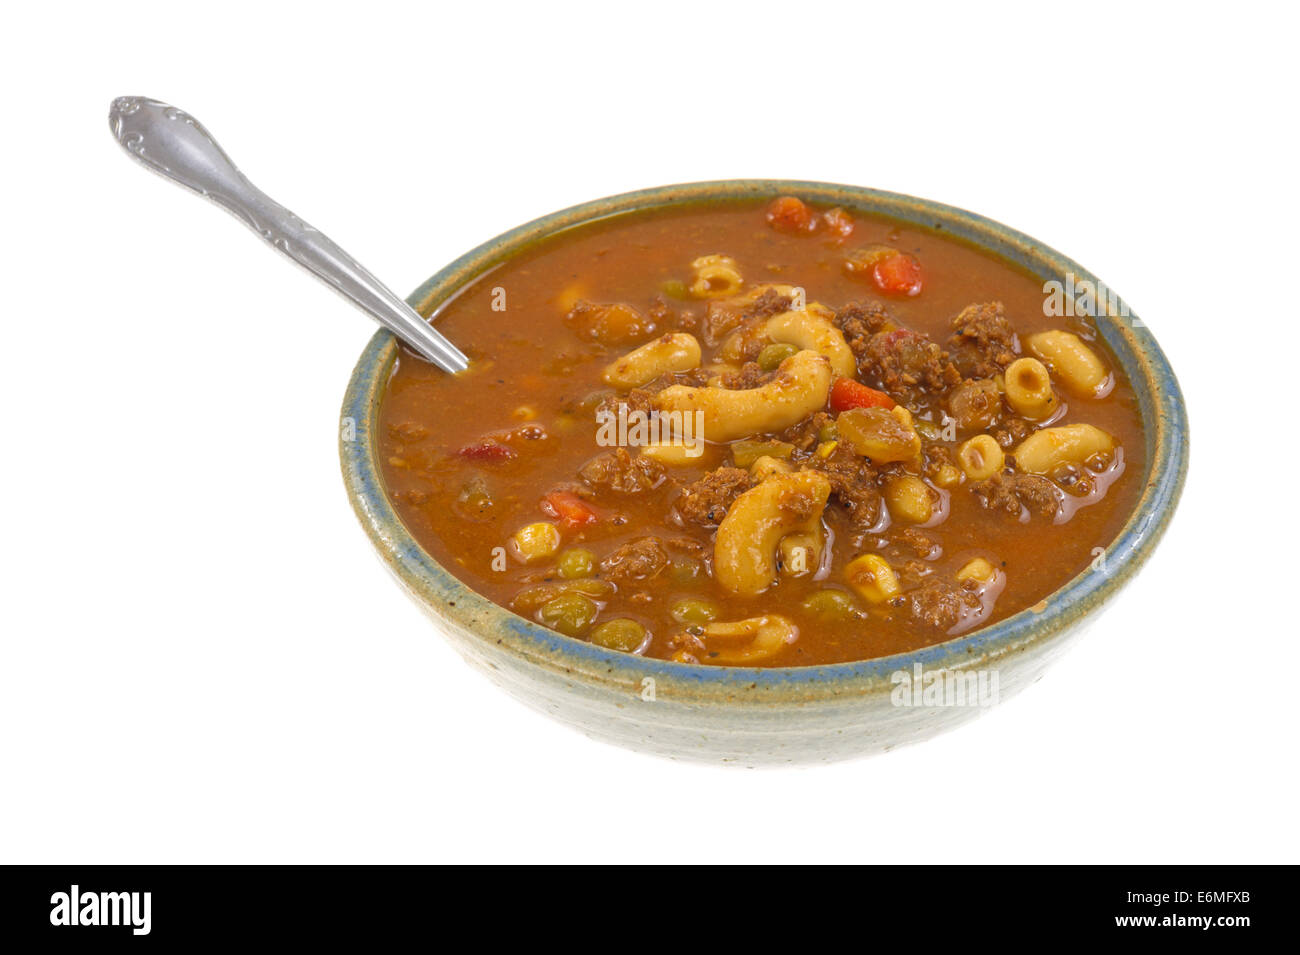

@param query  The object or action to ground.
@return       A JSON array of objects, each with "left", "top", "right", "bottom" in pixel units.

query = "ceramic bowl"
[{"left": 340, "top": 180, "right": 1188, "bottom": 765}]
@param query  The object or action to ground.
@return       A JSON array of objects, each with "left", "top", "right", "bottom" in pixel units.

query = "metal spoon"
[{"left": 107, "top": 96, "right": 470, "bottom": 373}]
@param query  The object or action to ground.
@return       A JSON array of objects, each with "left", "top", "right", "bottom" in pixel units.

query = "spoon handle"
[{"left": 107, "top": 96, "right": 469, "bottom": 373}]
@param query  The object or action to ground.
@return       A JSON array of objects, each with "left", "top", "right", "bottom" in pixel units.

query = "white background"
[{"left": 2, "top": 2, "right": 1294, "bottom": 864}]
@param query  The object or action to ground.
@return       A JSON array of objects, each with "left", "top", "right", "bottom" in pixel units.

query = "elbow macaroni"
[
  {"left": 602, "top": 333, "right": 702, "bottom": 389},
  {"left": 1003, "top": 357, "right": 1059, "bottom": 420},
  {"left": 654, "top": 350, "right": 833, "bottom": 443},
  {"left": 764, "top": 305, "right": 856, "bottom": 378},
  {"left": 1013, "top": 423, "right": 1116, "bottom": 474},
  {"left": 696, "top": 615, "right": 798, "bottom": 664},
  {"left": 639, "top": 442, "right": 698, "bottom": 467},
  {"left": 1025, "top": 330, "right": 1109, "bottom": 397},
  {"left": 690, "top": 254, "right": 744, "bottom": 298},
  {"left": 714, "top": 471, "right": 831, "bottom": 595},
  {"left": 722, "top": 304, "right": 857, "bottom": 377},
  {"left": 958, "top": 434, "right": 1004, "bottom": 481},
  {"left": 779, "top": 527, "right": 823, "bottom": 577},
  {"left": 749, "top": 454, "right": 793, "bottom": 481}
]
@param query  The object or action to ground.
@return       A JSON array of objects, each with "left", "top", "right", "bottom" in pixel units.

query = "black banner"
[{"left": 2, "top": 865, "right": 1280, "bottom": 943}]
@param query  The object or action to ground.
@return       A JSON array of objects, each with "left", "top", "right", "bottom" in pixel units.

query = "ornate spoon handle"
[{"left": 108, "top": 96, "right": 469, "bottom": 374}]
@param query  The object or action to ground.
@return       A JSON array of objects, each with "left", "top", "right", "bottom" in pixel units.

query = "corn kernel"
[
  {"left": 844, "top": 554, "right": 902, "bottom": 604},
  {"left": 934, "top": 464, "right": 963, "bottom": 488},
  {"left": 885, "top": 475, "right": 934, "bottom": 524},
  {"left": 957, "top": 557, "right": 996, "bottom": 584}
]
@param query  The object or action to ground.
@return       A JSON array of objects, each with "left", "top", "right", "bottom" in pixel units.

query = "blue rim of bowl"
[{"left": 341, "top": 180, "right": 1189, "bottom": 692}]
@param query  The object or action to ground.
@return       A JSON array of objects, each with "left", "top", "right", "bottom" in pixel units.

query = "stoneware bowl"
[{"left": 340, "top": 180, "right": 1188, "bottom": 766}]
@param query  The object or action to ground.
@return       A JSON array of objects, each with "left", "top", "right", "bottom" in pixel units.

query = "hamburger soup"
[{"left": 377, "top": 197, "right": 1144, "bottom": 666}]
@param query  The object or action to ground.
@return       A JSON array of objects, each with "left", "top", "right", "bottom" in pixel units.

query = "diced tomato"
[
  {"left": 457, "top": 439, "right": 516, "bottom": 462},
  {"left": 822, "top": 207, "right": 855, "bottom": 240},
  {"left": 765, "top": 196, "right": 816, "bottom": 234},
  {"left": 829, "top": 377, "right": 895, "bottom": 412},
  {"left": 871, "top": 252, "right": 924, "bottom": 296},
  {"left": 541, "top": 490, "right": 599, "bottom": 527}
]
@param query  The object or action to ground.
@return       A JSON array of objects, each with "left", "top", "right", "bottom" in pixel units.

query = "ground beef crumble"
[
  {"left": 907, "top": 576, "right": 983, "bottom": 631},
  {"left": 579, "top": 448, "right": 665, "bottom": 494},
  {"left": 858, "top": 329, "right": 962, "bottom": 405},
  {"left": 717, "top": 361, "right": 773, "bottom": 390},
  {"left": 922, "top": 444, "right": 957, "bottom": 483},
  {"left": 700, "top": 289, "right": 794, "bottom": 346},
  {"left": 808, "top": 448, "right": 883, "bottom": 529},
  {"left": 992, "top": 416, "right": 1036, "bottom": 449},
  {"left": 675, "top": 467, "right": 754, "bottom": 526},
  {"left": 599, "top": 537, "right": 668, "bottom": 585},
  {"left": 647, "top": 295, "right": 697, "bottom": 334},
  {"left": 781, "top": 411, "right": 834, "bottom": 451},
  {"left": 890, "top": 527, "right": 940, "bottom": 560},
  {"left": 970, "top": 471, "right": 1061, "bottom": 519},
  {"left": 595, "top": 388, "right": 655, "bottom": 420},
  {"left": 833, "top": 301, "right": 893, "bottom": 358},
  {"left": 948, "top": 302, "right": 1019, "bottom": 379},
  {"left": 746, "top": 288, "right": 795, "bottom": 319}
]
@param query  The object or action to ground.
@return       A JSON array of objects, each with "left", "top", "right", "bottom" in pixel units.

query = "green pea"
[
  {"left": 667, "top": 556, "right": 702, "bottom": 584},
  {"left": 757, "top": 342, "right": 799, "bottom": 371},
  {"left": 559, "top": 577, "right": 615, "bottom": 600},
  {"left": 801, "top": 589, "right": 861, "bottom": 620},
  {"left": 660, "top": 279, "right": 689, "bottom": 300},
  {"left": 670, "top": 597, "right": 719, "bottom": 625},
  {"left": 557, "top": 548, "right": 595, "bottom": 579},
  {"left": 590, "top": 619, "right": 647, "bottom": 652},
  {"left": 538, "top": 593, "right": 598, "bottom": 637}
]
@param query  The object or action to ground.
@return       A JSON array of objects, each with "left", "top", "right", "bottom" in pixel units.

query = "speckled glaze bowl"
[{"left": 340, "top": 180, "right": 1188, "bottom": 765}]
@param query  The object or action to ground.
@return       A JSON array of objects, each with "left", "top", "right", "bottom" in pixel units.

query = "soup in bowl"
[{"left": 341, "top": 181, "right": 1187, "bottom": 764}]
